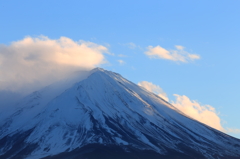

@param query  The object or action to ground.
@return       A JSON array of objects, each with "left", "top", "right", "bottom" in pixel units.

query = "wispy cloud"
[
  {"left": 0, "top": 36, "right": 109, "bottom": 94},
  {"left": 145, "top": 45, "right": 200, "bottom": 63},
  {"left": 120, "top": 42, "right": 140, "bottom": 50},
  {"left": 117, "top": 60, "right": 125, "bottom": 65},
  {"left": 138, "top": 81, "right": 169, "bottom": 101},
  {"left": 125, "top": 42, "right": 137, "bottom": 49},
  {"left": 175, "top": 45, "right": 185, "bottom": 50},
  {"left": 118, "top": 54, "right": 128, "bottom": 57},
  {"left": 226, "top": 128, "right": 240, "bottom": 134}
]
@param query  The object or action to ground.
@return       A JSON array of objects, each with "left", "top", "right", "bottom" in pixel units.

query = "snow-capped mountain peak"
[{"left": 1, "top": 68, "right": 240, "bottom": 159}]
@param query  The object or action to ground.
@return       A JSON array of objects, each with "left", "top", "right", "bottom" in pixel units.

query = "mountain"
[{"left": 0, "top": 68, "right": 240, "bottom": 159}]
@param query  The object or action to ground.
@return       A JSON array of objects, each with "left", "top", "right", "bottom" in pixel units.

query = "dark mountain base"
[{"left": 42, "top": 144, "right": 205, "bottom": 159}]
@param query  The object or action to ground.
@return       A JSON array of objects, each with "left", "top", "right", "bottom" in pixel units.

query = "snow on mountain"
[{"left": 0, "top": 68, "right": 240, "bottom": 159}]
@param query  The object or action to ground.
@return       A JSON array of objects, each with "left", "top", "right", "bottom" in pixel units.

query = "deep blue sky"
[{"left": 1, "top": 0, "right": 240, "bottom": 138}]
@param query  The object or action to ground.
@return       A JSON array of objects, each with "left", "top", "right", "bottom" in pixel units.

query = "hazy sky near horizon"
[{"left": 1, "top": 0, "right": 240, "bottom": 138}]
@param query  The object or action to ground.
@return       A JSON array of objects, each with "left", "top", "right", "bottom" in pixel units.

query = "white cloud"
[
  {"left": 145, "top": 45, "right": 200, "bottom": 63},
  {"left": 138, "top": 81, "right": 169, "bottom": 101},
  {"left": 171, "top": 94, "right": 224, "bottom": 131},
  {"left": 0, "top": 36, "right": 109, "bottom": 94},
  {"left": 118, "top": 60, "right": 125, "bottom": 65},
  {"left": 138, "top": 80, "right": 227, "bottom": 131}
]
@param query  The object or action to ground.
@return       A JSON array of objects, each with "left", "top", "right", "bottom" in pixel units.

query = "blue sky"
[{"left": 1, "top": 0, "right": 240, "bottom": 138}]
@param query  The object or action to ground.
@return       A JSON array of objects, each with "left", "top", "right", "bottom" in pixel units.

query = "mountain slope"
[{"left": 1, "top": 68, "right": 240, "bottom": 159}]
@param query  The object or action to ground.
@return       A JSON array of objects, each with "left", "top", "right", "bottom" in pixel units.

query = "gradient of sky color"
[{"left": 1, "top": 0, "right": 240, "bottom": 138}]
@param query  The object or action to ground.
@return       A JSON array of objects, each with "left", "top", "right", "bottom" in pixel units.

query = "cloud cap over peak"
[{"left": 0, "top": 36, "right": 109, "bottom": 94}]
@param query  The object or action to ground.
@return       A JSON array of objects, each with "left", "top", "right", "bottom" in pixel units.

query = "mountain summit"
[{"left": 1, "top": 68, "right": 240, "bottom": 159}]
